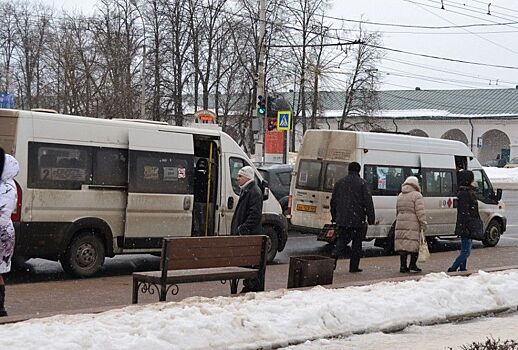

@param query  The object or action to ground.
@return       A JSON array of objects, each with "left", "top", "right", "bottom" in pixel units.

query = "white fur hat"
[
  {"left": 238, "top": 166, "right": 255, "bottom": 180},
  {"left": 403, "top": 176, "right": 419, "bottom": 187}
]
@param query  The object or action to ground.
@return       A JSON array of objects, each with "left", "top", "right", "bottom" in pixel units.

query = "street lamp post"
[{"left": 130, "top": 0, "right": 146, "bottom": 119}]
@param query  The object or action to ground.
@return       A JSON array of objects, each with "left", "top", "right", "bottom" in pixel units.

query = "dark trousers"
[{"left": 334, "top": 226, "right": 364, "bottom": 271}]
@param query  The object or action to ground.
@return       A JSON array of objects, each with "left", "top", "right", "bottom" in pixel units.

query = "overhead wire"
[
  {"left": 404, "top": 0, "right": 518, "bottom": 28},
  {"left": 409, "top": 1, "right": 518, "bottom": 56},
  {"left": 275, "top": 1, "right": 518, "bottom": 29},
  {"left": 470, "top": 0, "right": 518, "bottom": 15},
  {"left": 383, "top": 57, "right": 515, "bottom": 85}
]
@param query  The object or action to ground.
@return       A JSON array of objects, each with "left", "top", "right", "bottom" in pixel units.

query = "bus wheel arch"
[{"left": 62, "top": 218, "right": 114, "bottom": 258}]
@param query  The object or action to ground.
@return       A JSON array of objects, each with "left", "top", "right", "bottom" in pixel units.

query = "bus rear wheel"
[{"left": 61, "top": 232, "right": 105, "bottom": 278}]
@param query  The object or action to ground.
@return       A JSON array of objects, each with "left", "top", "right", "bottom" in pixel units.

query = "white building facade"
[{"left": 301, "top": 88, "right": 518, "bottom": 165}]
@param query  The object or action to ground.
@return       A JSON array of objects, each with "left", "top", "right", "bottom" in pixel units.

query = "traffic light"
[
  {"left": 267, "top": 96, "right": 275, "bottom": 118},
  {"left": 267, "top": 118, "right": 277, "bottom": 131},
  {"left": 257, "top": 95, "right": 266, "bottom": 117}
]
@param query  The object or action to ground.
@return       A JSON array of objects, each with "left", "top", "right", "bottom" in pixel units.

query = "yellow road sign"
[{"left": 277, "top": 110, "right": 291, "bottom": 131}]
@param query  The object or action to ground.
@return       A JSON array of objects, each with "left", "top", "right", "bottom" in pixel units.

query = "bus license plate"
[{"left": 297, "top": 204, "right": 317, "bottom": 212}]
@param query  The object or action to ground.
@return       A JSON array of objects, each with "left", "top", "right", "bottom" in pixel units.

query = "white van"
[
  {"left": 289, "top": 130, "right": 506, "bottom": 251},
  {"left": 0, "top": 109, "right": 287, "bottom": 277}
]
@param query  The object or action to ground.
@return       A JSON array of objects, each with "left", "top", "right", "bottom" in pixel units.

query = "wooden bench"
[{"left": 132, "top": 235, "right": 268, "bottom": 303}]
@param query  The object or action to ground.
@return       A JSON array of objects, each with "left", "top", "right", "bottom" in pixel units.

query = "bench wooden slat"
[
  {"left": 163, "top": 235, "right": 264, "bottom": 249},
  {"left": 169, "top": 245, "right": 262, "bottom": 260},
  {"left": 167, "top": 255, "right": 261, "bottom": 270}
]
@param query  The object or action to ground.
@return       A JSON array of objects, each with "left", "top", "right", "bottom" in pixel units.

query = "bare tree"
[
  {"left": 338, "top": 26, "right": 383, "bottom": 130},
  {"left": 94, "top": 0, "right": 140, "bottom": 118},
  {"left": 162, "top": 0, "right": 192, "bottom": 125},
  {"left": 12, "top": 0, "right": 53, "bottom": 109},
  {"left": 0, "top": 2, "right": 17, "bottom": 93}
]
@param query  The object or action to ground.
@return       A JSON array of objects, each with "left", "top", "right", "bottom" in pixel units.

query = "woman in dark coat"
[{"left": 448, "top": 170, "right": 481, "bottom": 272}]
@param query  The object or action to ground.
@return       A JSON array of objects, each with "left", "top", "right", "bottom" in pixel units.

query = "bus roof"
[{"left": 299, "top": 129, "right": 473, "bottom": 161}]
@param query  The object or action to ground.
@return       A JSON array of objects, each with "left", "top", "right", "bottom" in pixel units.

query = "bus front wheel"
[
  {"left": 482, "top": 220, "right": 501, "bottom": 247},
  {"left": 263, "top": 225, "right": 279, "bottom": 263}
]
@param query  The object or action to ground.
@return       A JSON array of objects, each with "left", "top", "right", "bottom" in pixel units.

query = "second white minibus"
[{"left": 289, "top": 130, "right": 506, "bottom": 251}]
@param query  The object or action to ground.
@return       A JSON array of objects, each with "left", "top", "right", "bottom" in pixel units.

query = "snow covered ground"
[
  {"left": 284, "top": 312, "right": 518, "bottom": 350},
  {"left": 484, "top": 167, "right": 518, "bottom": 189},
  {"left": 1, "top": 270, "right": 518, "bottom": 350}
]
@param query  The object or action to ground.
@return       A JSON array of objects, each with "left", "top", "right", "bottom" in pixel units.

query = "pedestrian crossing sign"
[{"left": 277, "top": 110, "right": 291, "bottom": 131}]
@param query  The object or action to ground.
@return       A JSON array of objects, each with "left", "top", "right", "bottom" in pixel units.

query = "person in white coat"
[{"left": 0, "top": 148, "right": 19, "bottom": 317}]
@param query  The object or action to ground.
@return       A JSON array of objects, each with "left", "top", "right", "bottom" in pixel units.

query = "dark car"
[{"left": 258, "top": 164, "right": 293, "bottom": 215}]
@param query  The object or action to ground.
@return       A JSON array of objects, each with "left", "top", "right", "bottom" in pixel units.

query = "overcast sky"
[{"left": 43, "top": 0, "right": 518, "bottom": 91}]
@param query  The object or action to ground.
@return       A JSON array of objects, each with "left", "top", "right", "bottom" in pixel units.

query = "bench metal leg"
[
  {"left": 132, "top": 278, "right": 139, "bottom": 304},
  {"left": 160, "top": 282, "right": 167, "bottom": 302},
  {"left": 230, "top": 279, "right": 238, "bottom": 294}
]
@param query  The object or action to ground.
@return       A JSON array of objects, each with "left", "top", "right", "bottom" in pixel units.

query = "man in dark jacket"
[
  {"left": 231, "top": 165, "right": 263, "bottom": 292},
  {"left": 331, "top": 162, "right": 375, "bottom": 273},
  {"left": 231, "top": 166, "right": 263, "bottom": 236}
]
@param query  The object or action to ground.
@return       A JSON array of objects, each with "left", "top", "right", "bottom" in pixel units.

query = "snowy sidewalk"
[{"left": 1, "top": 270, "right": 518, "bottom": 350}]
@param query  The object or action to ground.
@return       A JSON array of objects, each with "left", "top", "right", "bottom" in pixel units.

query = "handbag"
[
  {"left": 417, "top": 230, "right": 430, "bottom": 263},
  {"left": 318, "top": 224, "right": 337, "bottom": 244}
]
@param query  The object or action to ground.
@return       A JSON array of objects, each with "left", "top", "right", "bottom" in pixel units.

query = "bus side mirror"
[
  {"left": 262, "top": 180, "right": 270, "bottom": 200},
  {"left": 496, "top": 188, "right": 502, "bottom": 201}
]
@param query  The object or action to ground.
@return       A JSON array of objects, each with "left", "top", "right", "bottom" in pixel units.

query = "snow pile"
[
  {"left": 1, "top": 270, "right": 518, "bottom": 350},
  {"left": 484, "top": 167, "right": 518, "bottom": 189}
]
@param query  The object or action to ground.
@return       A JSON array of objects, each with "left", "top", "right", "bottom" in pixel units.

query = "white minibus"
[
  {"left": 289, "top": 130, "right": 506, "bottom": 251},
  {"left": 0, "top": 109, "right": 288, "bottom": 277}
]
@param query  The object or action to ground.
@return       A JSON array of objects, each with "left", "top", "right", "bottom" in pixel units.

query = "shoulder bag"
[{"left": 417, "top": 230, "right": 430, "bottom": 263}]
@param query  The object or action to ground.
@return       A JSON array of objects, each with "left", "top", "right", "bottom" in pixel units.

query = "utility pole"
[{"left": 255, "top": 0, "right": 267, "bottom": 163}]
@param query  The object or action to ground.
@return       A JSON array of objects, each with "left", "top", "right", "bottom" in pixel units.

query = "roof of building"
[{"left": 317, "top": 88, "right": 518, "bottom": 118}]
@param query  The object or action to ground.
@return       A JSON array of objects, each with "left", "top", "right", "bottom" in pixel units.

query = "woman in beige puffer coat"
[{"left": 395, "top": 176, "right": 427, "bottom": 273}]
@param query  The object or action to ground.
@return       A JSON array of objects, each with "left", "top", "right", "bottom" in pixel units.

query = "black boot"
[
  {"left": 0, "top": 285, "right": 7, "bottom": 317},
  {"left": 409, "top": 254, "right": 422, "bottom": 272},
  {"left": 399, "top": 253, "right": 409, "bottom": 273}
]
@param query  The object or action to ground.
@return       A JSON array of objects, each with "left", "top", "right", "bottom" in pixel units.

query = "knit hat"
[
  {"left": 403, "top": 176, "right": 419, "bottom": 187},
  {"left": 238, "top": 166, "right": 255, "bottom": 180}
]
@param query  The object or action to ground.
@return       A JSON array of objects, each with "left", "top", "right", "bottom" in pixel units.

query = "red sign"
[{"left": 265, "top": 129, "right": 284, "bottom": 154}]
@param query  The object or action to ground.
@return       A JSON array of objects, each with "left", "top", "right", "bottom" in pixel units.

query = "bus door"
[
  {"left": 420, "top": 154, "right": 457, "bottom": 236},
  {"left": 291, "top": 159, "right": 326, "bottom": 230},
  {"left": 123, "top": 129, "right": 195, "bottom": 250}
]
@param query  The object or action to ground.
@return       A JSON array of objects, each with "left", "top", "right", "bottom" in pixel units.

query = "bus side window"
[{"left": 423, "top": 169, "right": 454, "bottom": 196}]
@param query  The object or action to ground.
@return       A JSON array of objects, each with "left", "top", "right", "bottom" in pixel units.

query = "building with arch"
[{"left": 310, "top": 88, "right": 518, "bottom": 166}]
